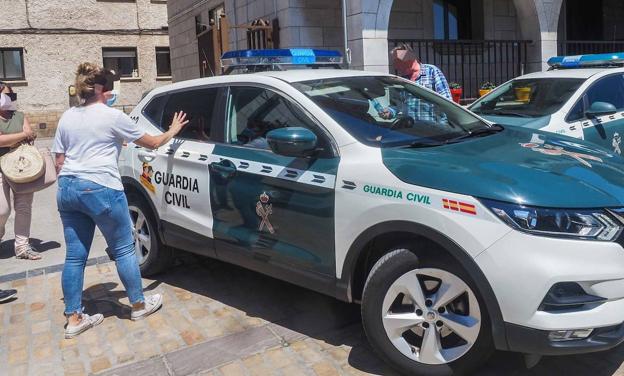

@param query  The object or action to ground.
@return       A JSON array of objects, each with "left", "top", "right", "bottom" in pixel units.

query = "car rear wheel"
[
  {"left": 127, "top": 192, "right": 172, "bottom": 276},
  {"left": 361, "top": 248, "right": 493, "bottom": 376}
]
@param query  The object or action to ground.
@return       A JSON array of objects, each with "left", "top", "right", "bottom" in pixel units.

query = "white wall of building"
[{"left": 0, "top": 0, "right": 171, "bottom": 133}]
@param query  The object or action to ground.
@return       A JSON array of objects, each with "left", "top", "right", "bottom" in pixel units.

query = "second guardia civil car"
[
  {"left": 119, "top": 49, "right": 624, "bottom": 375},
  {"left": 470, "top": 52, "right": 624, "bottom": 156}
]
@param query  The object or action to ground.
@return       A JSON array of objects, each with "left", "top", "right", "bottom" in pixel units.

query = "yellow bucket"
[
  {"left": 478, "top": 89, "right": 491, "bottom": 97},
  {"left": 515, "top": 87, "right": 531, "bottom": 102}
]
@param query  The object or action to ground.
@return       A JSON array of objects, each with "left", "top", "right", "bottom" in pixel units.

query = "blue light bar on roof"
[
  {"left": 221, "top": 48, "right": 343, "bottom": 67},
  {"left": 547, "top": 52, "right": 624, "bottom": 68}
]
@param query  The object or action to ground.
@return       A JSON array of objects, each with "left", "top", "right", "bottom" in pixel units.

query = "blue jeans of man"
[{"left": 58, "top": 176, "right": 144, "bottom": 315}]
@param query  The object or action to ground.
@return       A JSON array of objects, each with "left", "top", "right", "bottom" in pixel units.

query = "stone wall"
[
  {"left": 227, "top": 0, "right": 343, "bottom": 51},
  {"left": 484, "top": 0, "right": 519, "bottom": 40},
  {"left": 0, "top": 0, "right": 168, "bottom": 30},
  {"left": 0, "top": 0, "right": 171, "bottom": 135},
  {"left": 513, "top": 0, "right": 563, "bottom": 72},
  {"left": 1, "top": 34, "right": 171, "bottom": 111},
  {"left": 388, "top": 0, "right": 519, "bottom": 42},
  {"left": 168, "top": 0, "right": 561, "bottom": 78},
  {"left": 387, "top": 0, "right": 428, "bottom": 40},
  {"left": 24, "top": 111, "right": 63, "bottom": 138},
  {"left": 168, "top": 0, "right": 344, "bottom": 82},
  {"left": 168, "top": 0, "right": 223, "bottom": 82}
]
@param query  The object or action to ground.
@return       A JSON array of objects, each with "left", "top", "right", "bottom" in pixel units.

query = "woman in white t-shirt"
[{"left": 53, "top": 63, "right": 188, "bottom": 339}]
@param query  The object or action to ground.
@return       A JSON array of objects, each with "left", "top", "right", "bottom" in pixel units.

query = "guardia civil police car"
[
  {"left": 470, "top": 52, "right": 624, "bottom": 156},
  {"left": 120, "top": 49, "right": 624, "bottom": 375}
]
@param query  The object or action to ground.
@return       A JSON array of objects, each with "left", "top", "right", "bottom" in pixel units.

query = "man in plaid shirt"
[{"left": 377, "top": 45, "right": 452, "bottom": 123}]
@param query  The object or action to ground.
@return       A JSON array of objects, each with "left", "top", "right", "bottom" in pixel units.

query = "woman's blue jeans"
[{"left": 58, "top": 176, "right": 144, "bottom": 315}]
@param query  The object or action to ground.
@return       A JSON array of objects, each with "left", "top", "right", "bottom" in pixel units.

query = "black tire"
[
  {"left": 126, "top": 192, "right": 172, "bottom": 276},
  {"left": 361, "top": 248, "right": 493, "bottom": 376}
]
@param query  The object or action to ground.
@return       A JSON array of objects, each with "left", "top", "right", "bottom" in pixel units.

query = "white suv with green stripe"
[
  {"left": 470, "top": 52, "right": 624, "bottom": 156},
  {"left": 120, "top": 67, "right": 624, "bottom": 375}
]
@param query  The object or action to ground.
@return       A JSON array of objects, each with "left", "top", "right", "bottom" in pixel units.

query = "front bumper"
[
  {"left": 475, "top": 230, "right": 624, "bottom": 354},
  {"left": 505, "top": 322, "right": 624, "bottom": 355}
]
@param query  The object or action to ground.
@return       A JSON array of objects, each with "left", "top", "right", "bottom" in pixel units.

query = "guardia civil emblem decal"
[
  {"left": 520, "top": 142, "right": 603, "bottom": 168},
  {"left": 140, "top": 162, "right": 156, "bottom": 194},
  {"left": 256, "top": 192, "right": 275, "bottom": 234},
  {"left": 613, "top": 132, "right": 621, "bottom": 155}
]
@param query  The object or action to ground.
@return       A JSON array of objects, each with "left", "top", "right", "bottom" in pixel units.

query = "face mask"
[{"left": 106, "top": 93, "right": 118, "bottom": 107}]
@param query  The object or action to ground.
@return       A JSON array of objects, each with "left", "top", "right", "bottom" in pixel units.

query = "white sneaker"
[
  {"left": 131, "top": 294, "right": 163, "bottom": 321},
  {"left": 64, "top": 313, "right": 104, "bottom": 339}
]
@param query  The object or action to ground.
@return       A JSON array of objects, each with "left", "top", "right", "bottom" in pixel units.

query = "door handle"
[
  {"left": 209, "top": 159, "right": 237, "bottom": 181},
  {"left": 138, "top": 150, "right": 157, "bottom": 163}
]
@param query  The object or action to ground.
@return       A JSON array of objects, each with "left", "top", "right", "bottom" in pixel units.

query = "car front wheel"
[{"left": 361, "top": 248, "right": 493, "bottom": 376}]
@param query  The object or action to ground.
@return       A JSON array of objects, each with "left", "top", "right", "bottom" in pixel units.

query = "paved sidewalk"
[
  {"left": 0, "top": 138, "right": 108, "bottom": 280},
  {"left": 2, "top": 255, "right": 624, "bottom": 376}
]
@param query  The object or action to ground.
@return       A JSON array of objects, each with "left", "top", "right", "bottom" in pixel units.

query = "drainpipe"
[{"left": 341, "top": 0, "right": 351, "bottom": 67}]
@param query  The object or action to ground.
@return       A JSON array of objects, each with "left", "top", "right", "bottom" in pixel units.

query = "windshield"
[
  {"left": 292, "top": 76, "right": 490, "bottom": 147},
  {"left": 470, "top": 78, "right": 585, "bottom": 118}
]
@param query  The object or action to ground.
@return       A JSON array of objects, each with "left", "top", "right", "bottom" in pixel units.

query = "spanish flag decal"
[{"left": 442, "top": 199, "right": 477, "bottom": 215}]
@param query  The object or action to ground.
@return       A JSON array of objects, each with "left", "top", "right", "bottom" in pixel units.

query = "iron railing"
[
  {"left": 388, "top": 39, "right": 531, "bottom": 102},
  {"left": 558, "top": 40, "right": 624, "bottom": 56}
]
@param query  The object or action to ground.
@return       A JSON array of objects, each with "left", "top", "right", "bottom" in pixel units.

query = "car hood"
[
  {"left": 381, "top": 126, "right": 624, "bottom": 208},
  {"left": 473, "top": 114, "right": 551, "bottom": 129}
]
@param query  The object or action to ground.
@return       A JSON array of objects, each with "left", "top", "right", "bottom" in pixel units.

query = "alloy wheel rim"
[
  {"left": 381, "top": 268, "right": 481, "bottom": 365},
  {"left": 128, "top": 205, "right": 151, "bottom": 265}
]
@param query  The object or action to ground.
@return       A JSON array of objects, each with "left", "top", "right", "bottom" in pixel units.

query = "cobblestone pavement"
[{"left": 1, "top": 254, "right": 624, "bottom": 376}]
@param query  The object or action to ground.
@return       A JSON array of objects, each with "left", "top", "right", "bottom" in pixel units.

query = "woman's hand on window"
[{"left": 169, "top": 111, "right": 189, "bottom": 136}]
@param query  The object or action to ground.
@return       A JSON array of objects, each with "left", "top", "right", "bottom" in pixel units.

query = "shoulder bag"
[{"left": 1, "top": 144, "right": 57, "bottom": 193}]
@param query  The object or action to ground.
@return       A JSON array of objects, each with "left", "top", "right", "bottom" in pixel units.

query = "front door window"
[
  {"left": 572, "top": 74, "right": 624, "bottom": 154},
  {"left": 210, "top": 86, "right": 338, "bottom": 276},
  {"left": 226, "top": 86, "right": 330, "bottom": 153}
]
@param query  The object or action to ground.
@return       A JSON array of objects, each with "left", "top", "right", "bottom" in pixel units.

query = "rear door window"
[
  {"left": 142, "top": 95, "right": 167, "bottom": 127},
  {"left": 162, "top": 87, "right": 220, "bottom": 141}
]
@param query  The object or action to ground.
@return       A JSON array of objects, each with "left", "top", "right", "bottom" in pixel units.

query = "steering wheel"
[{"left": 390, "top": 115, "right": 415, "bottom": 130}]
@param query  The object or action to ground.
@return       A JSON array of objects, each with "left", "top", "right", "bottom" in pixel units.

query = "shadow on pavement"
[
  {"left": 0, "top": 238, "right": 61, "bottom": 259},
  {"left": 81, "top": 280, "right": 162, "bottom": 321},
  {"left": 84, "top": 253, "right": 624, "bottom": 376}
]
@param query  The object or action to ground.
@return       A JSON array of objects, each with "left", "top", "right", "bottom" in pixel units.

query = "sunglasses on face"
[{"left": 5, "top": 93, "right": 17, "bottom": 101}]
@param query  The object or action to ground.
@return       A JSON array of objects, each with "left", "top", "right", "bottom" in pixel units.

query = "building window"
[
  {"left": 0, "top": 48, "right": 25, "bottom": 80},
  {"left": 155, "top": 47, "right": 171, "bottom": 77},
  {"left": 102, "top": 48, "right": 138, "bottom": 78},
  {"left": 433, "top": 0, "right": 474, "bottom": 40}
]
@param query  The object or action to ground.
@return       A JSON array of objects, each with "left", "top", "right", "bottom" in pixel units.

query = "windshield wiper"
[
  {"left": 443, "top": 124, "right": 505, "bottom": 144},
  {"left": 400, "top": 124, "right": 504, "bottom": 148},
  {"left": 477, "top": 109, "right": 533, "bottom": 118}
]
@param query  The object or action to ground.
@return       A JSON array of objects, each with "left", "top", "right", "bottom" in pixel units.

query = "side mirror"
[
  {"left": 266, "top": 127, "right": 318, "bottom": 158},
  {"left": 585, "top": 101, "right": 617, "bottom": 118}
]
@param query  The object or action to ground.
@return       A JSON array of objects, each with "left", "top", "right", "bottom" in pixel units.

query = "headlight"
[{"left": 481, "top": 199, "right": 623, "bottom": 241}]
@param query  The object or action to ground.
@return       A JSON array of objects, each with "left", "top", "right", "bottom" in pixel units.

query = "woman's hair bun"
[{"left": 75, "top": 62, "right": 104, "bottom": 104}]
